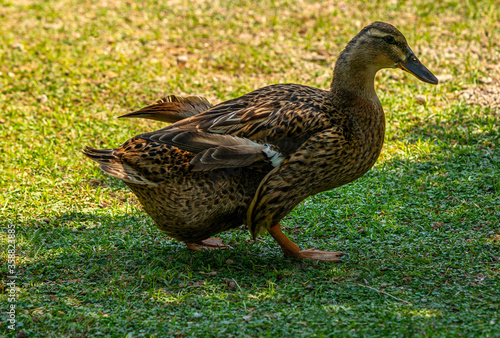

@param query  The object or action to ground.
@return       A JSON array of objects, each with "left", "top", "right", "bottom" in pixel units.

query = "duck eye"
[{"left": 384, "top": 35, "right": 396, "bottom": 44}]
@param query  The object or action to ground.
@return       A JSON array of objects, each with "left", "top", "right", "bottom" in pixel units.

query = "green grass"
[{"left": 1, "top": 0, "right": 499, "bottom": 336}]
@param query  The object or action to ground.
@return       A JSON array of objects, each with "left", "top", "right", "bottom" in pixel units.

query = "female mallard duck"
[{"left": 84, "top": 22, "right": 437, "bottom": 262}]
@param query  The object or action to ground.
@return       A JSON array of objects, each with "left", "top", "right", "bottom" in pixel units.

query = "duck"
[{"left": 84, "top": 22, "right": 438, "bottom": 262}]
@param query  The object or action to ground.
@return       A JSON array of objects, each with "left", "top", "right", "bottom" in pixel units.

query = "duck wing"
[
  {"left": 137, "top": 84, "right": 334, "bottom": 170},
  {"left": 142, "top": 129, "right": 283, "bottom": 171}
]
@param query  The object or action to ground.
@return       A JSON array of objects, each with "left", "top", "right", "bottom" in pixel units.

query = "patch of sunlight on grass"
[
  {"left": 485, "top": 234, "right": 500, "bottom": 246},
  {"left": 403, "top": 308, "right": 442, "bottom": 318},
  {"left": 384, "top": 138, "right": 441, "bottom": 161},
  {"left": 248, "top": 283, "right": 278, "bottom": 301},
  {"left": 64, "top": 297, "right": 81, "bottom": 307},
  {"left": 154, "top": 293, "right": 181, "bottom": 304},
  {"left": 0, "top": 233, "right": 8, "bottom": 246},
  {"left": 322, "top": 304, "right": 352, "bottom": 313}
]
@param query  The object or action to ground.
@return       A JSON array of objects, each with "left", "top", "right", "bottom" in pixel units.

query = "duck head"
[{"left": 333, "top": 22, "right": 438, "bottom": 90}]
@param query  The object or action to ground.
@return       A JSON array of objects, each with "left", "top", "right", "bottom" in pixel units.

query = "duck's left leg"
[
  {"left": 185, "top": 238, "right": 233, "bottom": 251},
  {"left": 268, "top": 224, "right": 343, "bottom": 262}
]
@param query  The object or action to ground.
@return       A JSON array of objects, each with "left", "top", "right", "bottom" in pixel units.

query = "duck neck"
[
  {"left": 329, "top": 54, "right": 380, "bottom": 104},
  {"left": 329, "top": 48, "right": 386, "bottom": 156}
]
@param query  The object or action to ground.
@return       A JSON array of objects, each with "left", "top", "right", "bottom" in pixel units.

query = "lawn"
[{"left": 1, "top": 0, "right": 499, "bottom": 336}]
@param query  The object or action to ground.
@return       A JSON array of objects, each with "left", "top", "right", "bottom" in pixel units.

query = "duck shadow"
[{"left": 21, "top": 210, "right": 326, "bottom": 284}]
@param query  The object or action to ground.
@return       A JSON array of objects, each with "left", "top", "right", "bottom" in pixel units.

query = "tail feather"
[{"left": 82, "top": 147, "right": 156, "bottom": 185}]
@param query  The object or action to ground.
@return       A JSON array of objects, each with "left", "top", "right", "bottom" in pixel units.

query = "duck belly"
[{"left": 126, "top": 169, "right": 265, "bottom": 243}]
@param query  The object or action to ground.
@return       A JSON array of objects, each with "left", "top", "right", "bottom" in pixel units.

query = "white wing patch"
[{"left": 262, "top": 145, "right": 284, "bottom": 167}]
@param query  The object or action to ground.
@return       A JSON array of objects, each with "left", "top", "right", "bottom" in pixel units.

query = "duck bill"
[{"left": 398, "top": 53, "right": 438, "bottom": 85}]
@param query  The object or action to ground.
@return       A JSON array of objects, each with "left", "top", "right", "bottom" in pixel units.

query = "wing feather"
[{"left": 119, "top": 95, "right": 213, "bottom": 123}]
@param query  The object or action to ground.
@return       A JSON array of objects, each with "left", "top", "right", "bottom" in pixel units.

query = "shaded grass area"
[
  {"left": 1, "top": 0, "right": 499, "bottom": 336},
  {"left": 5, "top": 150, "right": 499, "bottom": 336}
]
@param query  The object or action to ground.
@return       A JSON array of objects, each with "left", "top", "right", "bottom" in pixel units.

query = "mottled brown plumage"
[{"left": 84, "top": 22, "right": 438, "bottom": 262}]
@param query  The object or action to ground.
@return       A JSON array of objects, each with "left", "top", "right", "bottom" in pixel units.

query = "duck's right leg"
[{"left": 268, "top": 224, "right": 343, "bottom": 262}]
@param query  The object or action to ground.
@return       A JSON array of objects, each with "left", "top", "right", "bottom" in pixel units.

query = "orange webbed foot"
[
  {"left": 185, "top": 238, "right": 233, "bottom": 251},
  {"left": 284, "top": 248, "right": 344, "bottom": 262}
]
